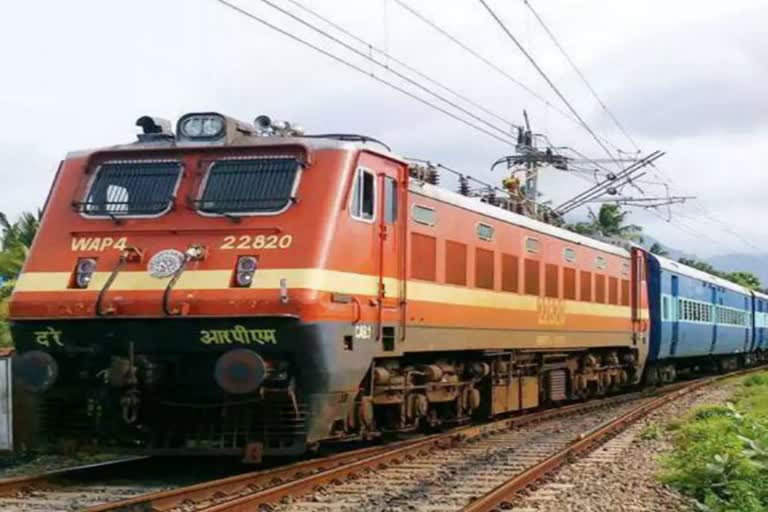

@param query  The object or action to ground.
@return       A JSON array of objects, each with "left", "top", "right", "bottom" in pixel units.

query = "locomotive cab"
[{"left": 10, "top": 113, "right": 406, "bottom": 459}]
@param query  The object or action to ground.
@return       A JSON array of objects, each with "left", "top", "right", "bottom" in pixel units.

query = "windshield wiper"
[{"left": 202, "top": 207, "right": 242, "bottom": 223}]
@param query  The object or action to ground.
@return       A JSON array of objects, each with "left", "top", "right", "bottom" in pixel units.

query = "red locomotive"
[{"left": 10, "top": 113, "right": 648, "bottom": 460}]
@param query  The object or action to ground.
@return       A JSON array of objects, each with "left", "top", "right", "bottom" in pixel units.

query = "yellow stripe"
[
  {"left": 13, "top": 269, "right": 639, "bottom": 317},
  {"left": 407, "top": 281, "right": 537, "bottom": 310}
]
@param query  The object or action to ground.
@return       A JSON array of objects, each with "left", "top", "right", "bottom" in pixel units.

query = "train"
[{"left": 8, "top": 112, "right": 765, "bottom": 461}]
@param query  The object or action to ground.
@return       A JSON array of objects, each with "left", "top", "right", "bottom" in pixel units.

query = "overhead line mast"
[
  {"left": 520, "top": 0, "right": 641, "bottom": 152},
  {"left": 476, "top": 0, "right": 623, "bottom": 169}
]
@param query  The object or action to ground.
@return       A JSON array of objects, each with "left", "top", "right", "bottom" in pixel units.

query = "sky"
[{"left": 0, "top": 0, "right": 766, "bottom": 257}]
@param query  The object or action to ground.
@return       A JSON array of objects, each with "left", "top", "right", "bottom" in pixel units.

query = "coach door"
[{"left": 375, "top": 163, "right": 407, "bottom": 351}]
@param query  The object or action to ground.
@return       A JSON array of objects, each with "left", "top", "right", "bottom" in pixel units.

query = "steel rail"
[
  {"left": 124, "top": 390, "right": 670, "bottom": 512},
  {"left": 0, "top": 456, "right": 151, "bottom": 497},
  {"left": 460, "top": 366, "right": 765, "bottom": 512}
]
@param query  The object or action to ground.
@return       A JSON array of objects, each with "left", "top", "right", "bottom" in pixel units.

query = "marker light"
[
  {"left": 235, "top": 256, "right": 257, "bottom": 287},
  {"left": 178, "top": 113, "right": 225, "bottom": 140},
  {"left": 74, "top": 258, "right": 97, "bottom": 288}
]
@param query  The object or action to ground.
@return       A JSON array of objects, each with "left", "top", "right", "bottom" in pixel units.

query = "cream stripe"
[{"left": 14, "top": 269, "right": 639, "bottom": 317}]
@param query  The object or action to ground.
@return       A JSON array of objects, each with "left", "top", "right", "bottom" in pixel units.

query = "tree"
[
  {"left": 0, "top": 209, "right": 42, "bottom": 347},
  {"left": 649, "top": 242, "right": 669, "bottom": 257},
  {"left": 567, "top": 204, "right": 644, "bottom": 243},
  {"left": 725, "top": 271, "right": 762, "bottom": 290},
  {"left": 678, "top": 258, "right": 763, "bottom": 291},
  {"left": 678, "top": 258, "right": 720, "bottom": 276}
]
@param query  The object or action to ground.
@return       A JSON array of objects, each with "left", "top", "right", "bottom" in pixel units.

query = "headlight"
[
  {"left": 234, "top": 256, "right": 257, "bottom": 287},
  {"left": 76, "top": 258, "right": 97, "bottom": 274},
  {"left": 73, "top": 258, "right": 97, "bottom": 289},
  {"left": 237, "top": 256, "right": 258, "bottom": 272},
  {"left": 178, "top": 113, "right": 225, "bottom": 140}
]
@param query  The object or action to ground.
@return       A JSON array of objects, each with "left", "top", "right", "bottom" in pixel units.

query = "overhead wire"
[
  {"left": 283, "top": 0, "right": 519, "bottom": 130},
  {"left": 476, "top": 0, "right": 622, "bottom": 169},
  {"left": 253, "top": 0, "right": 524, "bottom": 137},
  {"left": 520, "top": 0, "right": 641, "bottom": 152},
  {"left": 212, "top": 0, "right": 520, "bottom": 147}
]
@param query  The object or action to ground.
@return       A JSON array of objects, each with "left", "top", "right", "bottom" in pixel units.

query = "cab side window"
[
  {"left": 384, "top": 176, "right": 397, "bottom": 224},
  {"left": 351, "top": 168, "right": 376, "bottom": 221}
]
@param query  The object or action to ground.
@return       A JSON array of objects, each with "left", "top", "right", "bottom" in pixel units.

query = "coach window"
[
  {"left": 412, "top": 204, "right": 436, "bottom": 226},
  {"left": 525, "top": 237, "right": 540, "bottom": 254},
  {"left": 476, "top": 223, "right": 495, "bottom": 241},
  {"left": 563, "top": 247, "right": 576, "bottom": 263},
  {"left": 595, "top": 256, "right": 607, "bottom": 270},
  {"left": 662, "top": 296, "right": 671, "bottom": 321},
  {"left": 384, "top": 176, "right": 397, "bottom": 224},
  {"left": 351, "top": 168, "right": 376, "bottom": 221}
]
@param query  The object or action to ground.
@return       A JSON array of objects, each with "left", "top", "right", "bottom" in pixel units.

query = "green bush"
[
  {"left": 744, "top": 373, "right": 768, "bottom": 388},
  {"left": 661, "top": 387, "right": 768, "bottom": 511}
]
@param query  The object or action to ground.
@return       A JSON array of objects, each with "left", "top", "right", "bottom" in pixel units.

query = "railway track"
[
  {"left": 81, "top": 386, "right": 688, "bottom": 511},
  {"left": 0, "top": 455, "right": 245, "bottom": 511},
  {"left": 1, "top": 369, "right": 756, "bottom": 512}
]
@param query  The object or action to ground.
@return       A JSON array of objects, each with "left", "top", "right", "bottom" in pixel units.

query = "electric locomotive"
[{"left": 8, "top": 112, "right": 752, "bottom": 461}]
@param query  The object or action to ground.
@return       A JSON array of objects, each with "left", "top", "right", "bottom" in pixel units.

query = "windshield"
[
  {"left": 198, "top": 157, "right": 300, "bottom": 215},
  {"left": 80, "top": 161, "right": 181, "bottom": 217}
]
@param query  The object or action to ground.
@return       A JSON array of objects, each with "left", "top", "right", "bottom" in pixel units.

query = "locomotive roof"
[
  {"left": 411, "top": 181, "right": 632, "bottom": 259},
  {"left": 66, "top": 134, "right": 401, "bottom": 159},
  {"left": 651, "top": 254, "right": 753, "bottom": 295}
]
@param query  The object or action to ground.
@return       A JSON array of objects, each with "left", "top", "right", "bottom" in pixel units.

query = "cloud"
[{"left": 592, "top": 6, "right": 768, "bottom": 137}]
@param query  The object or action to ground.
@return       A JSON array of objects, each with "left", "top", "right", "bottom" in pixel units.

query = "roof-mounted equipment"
[
  {"left": 135, "top": 116, "right": 174, "bottom": 142},
  {"left": 176, "top": 112, "right": 255, "bottom": 144},
  {"left": 254, "top": 114, "right": 304, "bottom": 137}
]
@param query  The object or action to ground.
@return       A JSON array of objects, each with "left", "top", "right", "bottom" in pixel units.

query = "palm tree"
[
  {"left": 0, "top": 209, "right": 42, "bottom": 346},
  {"left": 567, "top": 204, "right": 643, "bottom": 243},
  {"left": 0, "top": 209, "right": 41, "bottom": 298}
]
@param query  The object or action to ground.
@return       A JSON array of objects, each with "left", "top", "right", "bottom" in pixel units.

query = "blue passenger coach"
[
  {"left": 753, "top": 291, "right": 768, "bottom": 352},
  {"left": 646, "top": 254, "right": 753, "bottom": 381}
]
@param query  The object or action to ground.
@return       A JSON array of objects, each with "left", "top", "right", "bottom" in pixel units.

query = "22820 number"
[{"left": 220, "top": 234, "right": 293, "bottom": 250}]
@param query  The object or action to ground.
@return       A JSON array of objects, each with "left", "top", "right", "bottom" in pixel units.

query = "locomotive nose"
[
  {"left": 214, "top": 349, "right": 267, "bottom": 394},
  {"left": 14, "top": 350, "right": 59, "bottom": 393}
]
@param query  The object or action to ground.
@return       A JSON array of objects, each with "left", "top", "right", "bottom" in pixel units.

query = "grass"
[
  {"left": 640, "top": 422, "right": 662, "bottom": 441},
  {"left": 660, "top": 371, "right": 768, "bottom": 512}
]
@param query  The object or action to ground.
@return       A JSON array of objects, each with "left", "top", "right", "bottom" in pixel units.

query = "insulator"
[
  {"left": 427, "top": 167, "right": 439, "bottom": 185},
  {"left": 458, "top": 175, "right": 470, "bottom": 196}
]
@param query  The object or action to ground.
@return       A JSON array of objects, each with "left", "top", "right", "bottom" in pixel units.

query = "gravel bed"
[
  {"left": 511, "top": 381, "right": 739, "bottom": 512},
  {"left": 0, "top": 452, "right": 124, "bottom": 479}
]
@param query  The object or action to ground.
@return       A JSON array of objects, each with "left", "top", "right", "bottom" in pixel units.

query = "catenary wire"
[
  {"left": 521, "top": 0, "right": 641, "bottom": 152},
  {"left": 476, "top": 0, "right": 622, "bottom": 168},
  {"left": 249, "top": 0, "right": 523, "bottom": 138},
  {"left": 212, "top": 0, "right": 519, "bottom": 147},
  {"left": 283, "top": 0, "right": 520, "bottom": 130}
]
